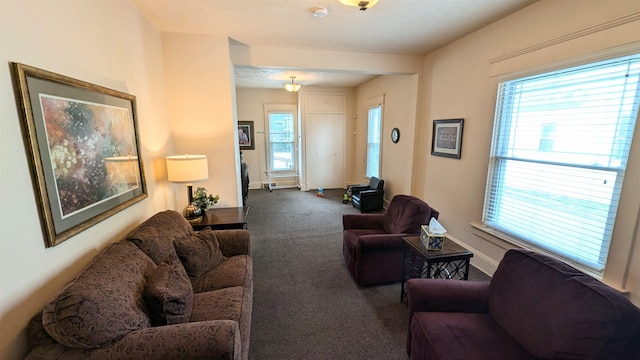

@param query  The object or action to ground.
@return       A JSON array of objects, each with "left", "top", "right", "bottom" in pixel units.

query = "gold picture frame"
[{"left": 11, "top": 62, "right": 147, "bottom": 247}]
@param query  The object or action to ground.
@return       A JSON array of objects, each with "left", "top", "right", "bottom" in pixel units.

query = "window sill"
[{"left": 468, "top": 222, "right": 629, "bottom": 294}]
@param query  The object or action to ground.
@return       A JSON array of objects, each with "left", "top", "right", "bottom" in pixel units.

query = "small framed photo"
[
  {"left": 238, "top": 121, "right": 255, "bottom": 150},
  {"left": 431, "top": 118, "right": 464, "bottom": 159}
]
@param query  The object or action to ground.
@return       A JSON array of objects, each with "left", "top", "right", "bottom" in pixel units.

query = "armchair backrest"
[
  {"left": 369, "top": 177, "right": 384, "bottom": 191},
  {"left": 383, "top": 195, "right": 438, "bottom": 234},
  {"left": 489, "top": 249, "right": 640, "bottom": 359}
]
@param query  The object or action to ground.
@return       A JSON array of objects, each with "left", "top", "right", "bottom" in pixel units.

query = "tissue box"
[{"left": 420, "top": 225, "right": 445, "bottom": 250}]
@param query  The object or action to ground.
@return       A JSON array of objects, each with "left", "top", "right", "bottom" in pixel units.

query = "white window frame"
[
  {"left": 483, "top": 53, "right": 640, "bottom": 273},
  {"left": 366, "top": 95, "right": 384, "bottom": 178},
  {"left": 264, "top": 104, "right": 298, "bottom": 174}
]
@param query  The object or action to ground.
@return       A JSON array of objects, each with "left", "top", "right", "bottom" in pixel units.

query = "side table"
[
  {"left": 401, "top": 235, "right": 473, "bottom": 304},
  {"left": 190, "top": 207, "right": 249, "bottom": 231}
]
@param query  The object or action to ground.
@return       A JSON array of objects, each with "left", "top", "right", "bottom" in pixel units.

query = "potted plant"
[{"left": 193, "top": 187, "right": 220, "bottom": 213}]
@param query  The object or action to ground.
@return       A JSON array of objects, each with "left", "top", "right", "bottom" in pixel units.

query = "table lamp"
[{"left": 166, "top": 154, "right": 209, "bottom": 220}]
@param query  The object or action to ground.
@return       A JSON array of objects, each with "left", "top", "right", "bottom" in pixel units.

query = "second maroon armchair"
[{"left": 343, "top": 195, "right": 439, "bottom": 286}]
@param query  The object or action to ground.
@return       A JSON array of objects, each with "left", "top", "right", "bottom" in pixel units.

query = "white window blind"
[
  {"left": 484, "top": 54, "right": 640, "bottom": 272},
  {"left": 366, "top": 104, "right": 382, "bottom": 178}
]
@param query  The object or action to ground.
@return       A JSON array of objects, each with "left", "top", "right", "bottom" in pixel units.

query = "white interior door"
[{"left": 306, "top": 113, "right": 345, "bottom": 189}]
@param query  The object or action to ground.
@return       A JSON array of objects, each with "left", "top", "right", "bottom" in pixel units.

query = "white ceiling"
[{"left": 131, "top": 0, "right": 538, "bottom": 88}]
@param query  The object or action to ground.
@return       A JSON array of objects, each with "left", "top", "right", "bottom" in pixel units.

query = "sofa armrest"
[
  {"left": 407, "top": 278, "right": 490, "bottom": 316},
  {"left": 213, "top": 229, "right": 251, "bottom": 257},
  {"left": 343, "top": 213, "right": 385, "bottom": 230},
  {"left": 26, "top": 320, "right": 242, "bottom": 360}
]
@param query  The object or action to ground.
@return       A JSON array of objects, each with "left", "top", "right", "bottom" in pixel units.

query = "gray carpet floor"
[{"left": 247, "top": 188, "right": 490, "bottom": 360}]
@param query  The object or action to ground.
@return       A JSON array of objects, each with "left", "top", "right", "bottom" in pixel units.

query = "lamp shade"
[
  {"left": 284, "top": 76, "right": 302, "bottom": 93},
  {"left": 338, "top": 0, "right": 379, "bottom": 10},
  {"left": 166, "top": 154, "right": 209, "bottom": 183}
]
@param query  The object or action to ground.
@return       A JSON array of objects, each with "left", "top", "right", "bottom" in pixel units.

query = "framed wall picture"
[
  {"left": 431, "top": 118, "right": 464, "bottom": 159},
  {"left": 11, "top": 62, "right": 147, "bottom": 247},
  {"left": 238, "top": 121, "right": 255, "bottom": 150}
]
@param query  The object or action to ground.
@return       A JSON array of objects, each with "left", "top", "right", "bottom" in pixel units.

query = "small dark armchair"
[
  {"left": 351, "top": 177, "right": 385, "bottom": 212},
  {"left": 343, "top": 195, "right": 439, "bottom": 286}
]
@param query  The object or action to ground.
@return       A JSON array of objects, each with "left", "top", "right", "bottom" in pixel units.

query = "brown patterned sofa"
[{"left": 25, "top": 210, "right": 253, "bottom": 360}]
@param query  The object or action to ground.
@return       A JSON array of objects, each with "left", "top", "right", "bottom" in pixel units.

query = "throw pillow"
[
  {"left": 173, "top": 227, "right": 225, "bottom": 277},
  {"left": 144, "top": 252, "right": 194, "bottom": 326},
  {"left": 127, "top": 210, "right": 194, "bottom": 265}
]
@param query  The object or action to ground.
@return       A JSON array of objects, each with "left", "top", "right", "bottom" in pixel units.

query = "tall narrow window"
[
  {"left": 484, "top": 54, "right": 640, "bottom": 272},
  {"left": 366, "top": 97, "right": 383, "bottom": 178},
  {"left": 267, "top": 111, "right": 295, "bottom": 171}
]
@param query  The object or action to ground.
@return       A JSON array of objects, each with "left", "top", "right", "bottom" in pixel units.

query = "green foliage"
[{"left": 193, "top": 187, "right": 220, "bottom": 210}]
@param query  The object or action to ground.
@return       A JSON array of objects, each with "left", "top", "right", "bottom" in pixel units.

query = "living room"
[{"left": 2, "top": 0, "right": 640, "bottom": 358}]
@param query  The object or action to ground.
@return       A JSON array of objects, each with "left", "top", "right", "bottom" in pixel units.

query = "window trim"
[
  {"left": 263, "top": 104, "right": 298, "bottom": 174},
  {"left": 365, "top": 95, "right": 384, "bottom": 179},
  {"left": 482, "top": 53, "right": 640, "bottom": 275}
]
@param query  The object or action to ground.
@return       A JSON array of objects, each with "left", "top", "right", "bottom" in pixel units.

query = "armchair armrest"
[
  {"left": 350, "top": 184, "right": 370, "bottom": 196},
  {"left": 358, "top": 233, "right": 412, "bottom": 250},
  {"left": 343, "top": 214, "right": 385, "bottom": 230},
  {"left": 212, "top": 229, "right": 251, "bottom": 257},
  {"left": 358, "top": 189, "right": 383, "bottom": 198},
  {"left": 407, "top": 278, "right": 490, "bottom": 316}
]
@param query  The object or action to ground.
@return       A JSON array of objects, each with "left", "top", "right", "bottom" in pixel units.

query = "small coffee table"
[
  {"left": 190, "top": 207, "right": 249, "bottom": 231},
  {"left": 401, "top": 235, "right": 473, "bottom": 304}
]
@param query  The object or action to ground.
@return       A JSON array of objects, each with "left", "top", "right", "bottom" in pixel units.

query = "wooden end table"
[
  {"left": 190, "top": 206, "right": 249, "bottom": 231},
  {"left": 401, "top": 235, "right": 473, "bottom": 304}
]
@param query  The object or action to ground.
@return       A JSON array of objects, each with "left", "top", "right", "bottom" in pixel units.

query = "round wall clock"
[{"left": 391, "top": 128, "right": 400, "bottom": 143}]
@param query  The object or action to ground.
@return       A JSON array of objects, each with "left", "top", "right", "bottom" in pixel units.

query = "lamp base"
[{"left": 182, "top": 204, "right": 202, "bottom": 221}]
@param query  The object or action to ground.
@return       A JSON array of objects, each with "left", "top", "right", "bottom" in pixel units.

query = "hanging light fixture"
[
  {"left": 338, "top": 0, "right": 379, "bottom": 11},
  {"left": 284, "top": 76, "right": 302, "bottom": 93}
]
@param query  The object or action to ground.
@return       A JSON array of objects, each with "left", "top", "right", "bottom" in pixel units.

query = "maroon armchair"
[
  {"left": 343, "top": 195, "right": 439, "bottom": 286},
  {"left": 406, "top": 249, "right": 640, "bottom": 360}
]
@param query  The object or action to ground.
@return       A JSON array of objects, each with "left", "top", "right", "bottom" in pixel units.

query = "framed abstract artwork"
[
  {"left": 11, "top": 62, "right": 147, "bottom": 247},
  {"left": 431, "top": 118, "right": 464, "bottom": 159},
  {"left": 238, "top": 120, "right": 255, "bottom": 150}
]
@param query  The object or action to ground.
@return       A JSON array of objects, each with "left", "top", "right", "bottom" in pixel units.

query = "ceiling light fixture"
[
  {"left": 284, "top": 76, "right": 302, "bottom": 93},
  {"left": 312, "top": 7, "right": 328, "bottom": 18},
  {"left": 338, "top": 0, "right": 379, "bottom": 11}
]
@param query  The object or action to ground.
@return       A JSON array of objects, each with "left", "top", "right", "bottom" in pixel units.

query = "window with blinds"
[
  {"left": 366, "top": 104, "right": 382, "bottom": 178},
  {"left": 483, "top": 54, "right": 640, "bottom": 272},
  {"left": 267, "top": 111, "right": 295, "bottom": 171}
]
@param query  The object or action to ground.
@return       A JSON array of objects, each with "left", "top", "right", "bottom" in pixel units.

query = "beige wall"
[
  {"left": 0, "top": 1, "right": 174, "bottom": 358},
  {"left": 355, "top": 75, "right": 420, "bottom": 200},
  {"left": 414, "top": 0, "right": 640, "bottom": 305},
  {"left": 235, "top": 88, "right": 299, "bottom": 189},
  {"left": 162, "top": 32, "right": 242, "bottom": 208}
]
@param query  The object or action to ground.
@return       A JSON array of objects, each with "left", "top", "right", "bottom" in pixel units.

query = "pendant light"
[
  {"left": 338, "top": 0, "right": 379, "bottom": 11},
  {"left": 284, "top": 76, "right": 302, "bottom": 93}
]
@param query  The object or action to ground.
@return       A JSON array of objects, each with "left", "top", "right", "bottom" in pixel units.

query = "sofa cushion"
[
  {"left": 190, "top": 286, "right": 245, "bottom": 323},
  {"left": 174, "top": 227, "right": 225, "bottom": 277},
  {"left": 144, "top": 252, "right": 194, "bottom": 326},
  {"left": 489, "top": 249, "right": 640, "bottom": 360},
  {"left": 190, "top": 255, "right": 252, "bottom": 293},
  {"left": 42, "top": 241, "right": 153, "bottom": 349},
  {"left": 410, "top": 312, "right": 534, "bottom": 360},
  {"left": 127, "top": 210, "right": 193, "bottom": 264}
]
